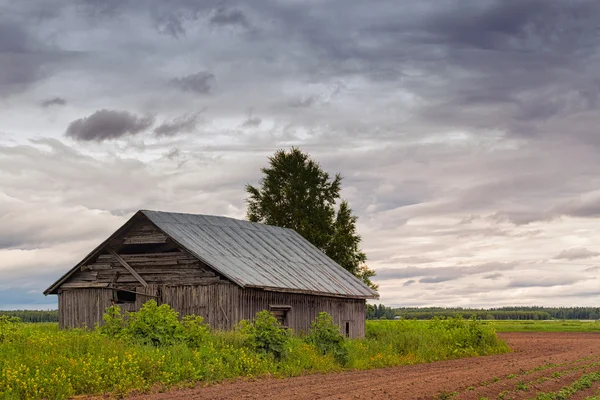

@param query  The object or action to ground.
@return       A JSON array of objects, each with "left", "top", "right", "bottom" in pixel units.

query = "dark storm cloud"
[
  {"left": 171, "top": 72, "right": 215, "bottom": 94},
  {"left": 410, "top": 0, "right": 600, "bottom": 134},
  {"left": 210, "top": 6, "right": 249, "bottom": 28},
  {"left": 154, "top": 113, "right": 201, "bottom": 137},
  {"left": 0, "top": 18, "right": 46, "bottom": 94},
  {"left": 41, "top": 97, "right": 67, "bottom": 107},
  {"left": 65, "top": 109, "right": 155, "bottom": 141},
  {"left": 554, "top": 248, "right": 600, "bottom": 260},
  {"left": 377, "top": 262, "right": 516, "bottom": 282}
]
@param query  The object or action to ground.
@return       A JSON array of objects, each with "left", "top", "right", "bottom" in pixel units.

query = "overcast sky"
[{"left": 1, "top": 0, "right": 600, "bottom": 310}]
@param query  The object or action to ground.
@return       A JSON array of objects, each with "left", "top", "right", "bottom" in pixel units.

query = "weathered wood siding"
[
  {"left": 58, "top": 285, "right": 366, "bottom": 337},
  {"left": 160, "top": 283, "right": 238, "bottom": 330},
  {"left": 58, "top": 288, "right": 113, "bottom": 329},
  {"left": 64, "top": 252, "right": 220, "bottom": 286},
  {"left": 238, "top": 288, "right": 366, "bottom": 338}
]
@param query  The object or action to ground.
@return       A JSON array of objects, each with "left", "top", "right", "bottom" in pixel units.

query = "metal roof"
[{"left": 142, "top": 210, "right": 378, "bottom": 299}]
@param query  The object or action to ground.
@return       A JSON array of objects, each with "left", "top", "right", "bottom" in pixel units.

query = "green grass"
[
  {"left": 0, "top": 316, "right": 509, "bottom": 399},
  {"left": 484, "top": 320, "right": 600, "bottom": 332}
]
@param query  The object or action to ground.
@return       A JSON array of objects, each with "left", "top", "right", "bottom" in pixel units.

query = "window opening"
[
  {"left": 345, "top": 321, "right": 350, "bottom": 337},
  {"left": 115, "top": 290, "right": 136, "bottom": 304},
  {"left": 269, "top": 305, "right": 291, "bottom": 327}
]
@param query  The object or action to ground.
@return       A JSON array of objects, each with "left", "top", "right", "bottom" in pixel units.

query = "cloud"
[
  {"left": 376, "top": 262, "right": 517, "bottom": 282},
  {"left": 507, "top": 276, "right": 585, "bottom": 288},
  {"left": 554, "top": 248, "right": 600, "bottom": 260},
  {"left": 210, "top": 7, "right": 249, "bottom": 28},
  {"left": 482, "top": 273, "right": 503, "bottom": 280},
  {"left": 154, "top": 113, "right": 201, "bottom": 137},
  {"left": 242, "top": 115, "right": 262, "bottom": 128},
  {"left": 41, "top": 97, "right": 67, "bottom": 107},
  {"left": 3, "top": 0, "right": 600, "bottom": 309},
  {"left": 0, "top": 19, "right": 49, "bottom": 95},
  {"left": 65, "top": 109, "right": 155, "bottom": 141},
  {"left": 171, "top": 72, "right": 215, "bottom": 94},
  {"left": 402, "top": 279, "right": 416, "bottom": 287},
  {"left": 584, "top": 266, "right": 600, "bottom": 273},
  {"left": 419, "top": 276, "right": 455, "bottom": 284}
]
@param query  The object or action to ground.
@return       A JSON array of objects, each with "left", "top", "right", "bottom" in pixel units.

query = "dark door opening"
[{"left": 345, "top": 321, "right": 350, "bottom": 337}]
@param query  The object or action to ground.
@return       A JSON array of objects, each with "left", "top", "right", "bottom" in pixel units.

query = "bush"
[
  {"left": 123, "top": 301, "right": 185, "bottom": 346},
  {"left": 181, "top": 315, "right": 211, "bottom": 347},
  {"left": 239, "top": 310, "right": 291, "bottom": 360},
  {"left": 100, "top": 305, "right": 125, "bottom": 337},
  {"left": 306, "top": 312, "right": 348, "bottom": 365},
  {"left": 0, "top": 315, "right": 21, "bottom": 343}
]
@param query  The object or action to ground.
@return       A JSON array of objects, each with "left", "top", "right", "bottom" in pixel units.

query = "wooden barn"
[{"left": 44, "top": 210, "right": 378, "bottom": 338}]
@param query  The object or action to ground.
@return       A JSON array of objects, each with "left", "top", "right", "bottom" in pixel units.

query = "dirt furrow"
[{"left": 129, "top": 332, "right": 600, "bottom": 400}]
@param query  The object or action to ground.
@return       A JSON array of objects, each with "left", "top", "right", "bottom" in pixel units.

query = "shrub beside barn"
[{"left": 44, "top": 210, "right": 378, "bottom": 338}]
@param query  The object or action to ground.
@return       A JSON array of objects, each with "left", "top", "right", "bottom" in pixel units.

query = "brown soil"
[{"left": 130, "top": 332, "right": 600, "bottom": 400}]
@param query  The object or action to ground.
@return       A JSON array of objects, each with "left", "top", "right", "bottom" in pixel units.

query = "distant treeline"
[
  {"left": 366, "top": 304, "right": 396, "bottom": 320},
  {"left": 392, "top": 307, "right": 600, "bottom": 321},
  {"left": 0, "top": 310, "right": 58, "bottom": 323}
]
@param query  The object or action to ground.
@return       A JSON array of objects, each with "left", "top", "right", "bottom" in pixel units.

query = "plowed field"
[{"left": 131, "top": 332, "right": 600, "bottom": 400}]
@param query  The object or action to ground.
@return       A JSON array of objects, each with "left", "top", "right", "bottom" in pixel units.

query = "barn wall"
[
  {"left": 238, "top": 288, "right": 366, "bottom": 338},
  {"left": 160, "top": 282, "right": 239, "bottom": 330},
  {"left": 58, "top": 284, "right": 366, "bottom": 338},
  {"left": 58, "top": 288, "right": 113, "bottom": 329}
]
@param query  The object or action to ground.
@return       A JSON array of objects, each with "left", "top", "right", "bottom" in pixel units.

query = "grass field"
[
  {"left": 485, "top": 320, "right": 600, "bottom": 332},
  {"left": 0, "top": 306, "right": 508, "bottom": 399}
]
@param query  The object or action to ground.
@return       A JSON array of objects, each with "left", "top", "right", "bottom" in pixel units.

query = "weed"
[
  {"left": 436, "top": 391, "right": 458, "bottom": 399},
  {"left": 515, "top": 380, "right": 529, "bottom": 391}
]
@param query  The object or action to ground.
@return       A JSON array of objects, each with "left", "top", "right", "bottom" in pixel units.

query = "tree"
[{"left": 246, "top": 148, "right": 377, "bottom": 290}]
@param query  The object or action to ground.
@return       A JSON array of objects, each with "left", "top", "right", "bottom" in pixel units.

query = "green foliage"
[
  {"left": 246, "top": 147, "right": 341, "bottom": 249},
  {"left": 306, "top": 312, "right": 348, "bottom": 365},
  {"left": 239, "top": 310, "right": 291, "bottom": 360},
  {"left": 357, "top": 317, "right": 509, "bottom": 369},
  {"left": 100, "top": 302, "right": 209, "bottom": 347},
  {"left": 534, "top": 370, "right": 600, "bottom": 399},
  {"left": 0, "top": 303, "right": 510, "bottom": 399},
  {"left": 0, "top": 316, "right": 22, "bottom": 344},
  {"left": 393, "top": 306, "right": 600, "bottom": 321},
  {"left": 100, "top": 305, "right": 125, "bottom": 337},
  {"left": 0, "top": 310, "right": 58, "bottom": 323},
  {"left": 366, "top": 304, "right": 396, "bottom": 320},
  {"left": 245, "top": 147, "right": 377, "bottom": 289},
  {"left": 487, "top": 320, "right": 600, "bottom": 332},
  {"left": 181, "top": 315, "right": 211, "bottom": 347},
  {"left": 123, "top": 301, "right": 184, "bottom": 346}
]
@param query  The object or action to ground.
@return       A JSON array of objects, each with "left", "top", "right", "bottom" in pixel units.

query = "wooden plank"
[
  {"left": 108, "top": 249, "right": 148, "bottom": 287},
  {"left": 61, "top": 282, "right": 109, "bottom": 289}
]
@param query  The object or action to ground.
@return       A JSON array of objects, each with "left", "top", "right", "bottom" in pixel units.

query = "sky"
[{"left": 1, "top": 0, "right": 600, "bottom": 310}]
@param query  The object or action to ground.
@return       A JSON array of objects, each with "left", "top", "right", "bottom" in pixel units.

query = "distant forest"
[
  {"left": 3, "top": 306, "right": 599, "bottom": 323},
  {"left": 367, "top": 306, "right": 600, "bottom": 321},
  {"left": 0, "top": 310, "right": 58, "bottom": 322}
]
